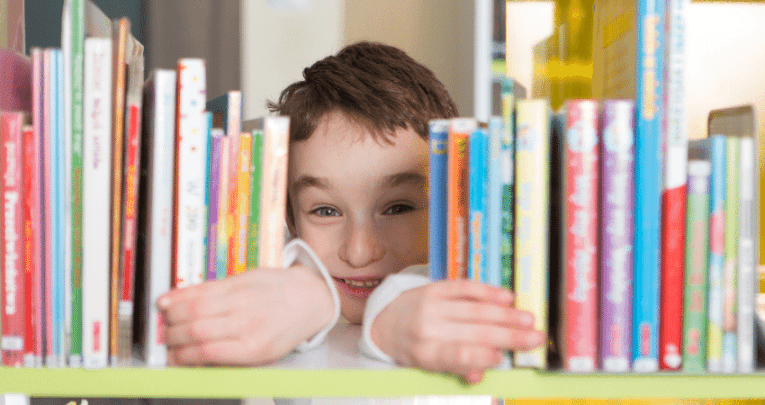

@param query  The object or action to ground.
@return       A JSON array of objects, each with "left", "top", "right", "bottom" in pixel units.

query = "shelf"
[{"left": 1, "top": 325, "right": 765, "bottom": 398}]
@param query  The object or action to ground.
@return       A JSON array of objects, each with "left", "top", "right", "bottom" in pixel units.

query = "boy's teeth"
[{"left": 342, "top": 278, "right": 381, "bottom": 288}]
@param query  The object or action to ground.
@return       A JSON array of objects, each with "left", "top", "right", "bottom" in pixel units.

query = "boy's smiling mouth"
[{"left": 332, "top": 276, "right": 383, "bottom": 299}]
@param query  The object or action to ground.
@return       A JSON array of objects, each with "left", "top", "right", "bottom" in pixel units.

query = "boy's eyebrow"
[
  {"left": 383, "top": 171, "right": 426, "bottom": 188},
  {"left": 291, "top": 175, "right": 330, "bottom": 195}
]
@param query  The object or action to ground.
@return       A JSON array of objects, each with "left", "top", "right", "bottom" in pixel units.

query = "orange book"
[
  {"left": 447, "top": 118, "right": 476, "bottom": 280},
  {"left": 233, "top": 133, "right": 253, "bottom": 274}
]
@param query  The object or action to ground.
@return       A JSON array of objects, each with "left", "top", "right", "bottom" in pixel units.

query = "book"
[
  {"left": 41, "top": 48, "right": 53, "bottom": 367},
  {"left": 216, "top": 135, "right": 231, "bottom": 279},
  {"left": 468, "top": 126, "right": 488, "bottom": 282},
  {"left": 172, "top": 58, "right": 208, "bottom": 288},
  {"left": 206, "top": 129, "right": 223, "bottom": 280},
  {"left": 246, "top": 129, "right": 264, "bottom": 271},
  {"left": 136, "top": 69, "right": 176, "bottom": 368},
  {"left": 599, "top": 99, "right": 634, "bottom": 372},
  {"left": 428, "top": 119, "right": 449, "bottom": 281},
  {"left": 0, "top": 49, "right": 30, "bottom": 113},
  {"left": 659, "top": 0, "right": 689, "bottom": 371},
  {"left": 682, "top": 160, "right": 711, "bottom": 373},
  {"left": 257, "top": 116, "right": 290, "bottom": 268},
  {"left": 500, "top": 78, "right": 518, "bottom": 290},
  {"left": 447, "top": 118, "right": 475, "bottom": 280},
  {"left": 722, "top": 136, "right": 740, "bottom": 373},
  {"left": 513, "top": 99, "right": 551, "bottom": 369},
  {"left": 592, "top": 0, "right": 666, "bottom": 372},
  {"left": 51, "top": 48, "right": 66, "bottom": 368},
  {"left": 233, "top": 132, "right": 253, "bottom": 274},
  {"left": 486, "top": 116, "right": 503, "bottom": 287},
  {"left": 559, "top": 99, "right": 599, "bottom": 372},
  {"left": 1, "top": 112, "right": 26, "bottom": 367},
  {"left": 688, "top": 136, "right": 726, "bottom": 373},
  {"left": 737, "top": 137, "right": 756, "bottom": 373},
  {"left": 81, "top": 36, "right": 113, "bottom": 369}
]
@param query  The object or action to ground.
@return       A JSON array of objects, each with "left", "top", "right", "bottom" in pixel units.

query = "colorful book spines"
[
  {"left": 468, "top": 126, "right": 488, "bottom": 282},
  {"left": 486, "top": 117, "right": 503, "bottom": 287},
  {"left": 233, "top": 132, "right": 253, "bottom": 275},
  {"left": 682, "top": 160, "right": 711, "bottom": 372},
  {"left": 513, "top": 99, "right": 551, "bottom": 369},
  {"left": 447, "top": 118, "right": 475, "bottom": 280},
  {"left": 428, "top": 120, "right": 449, "bottom": 281},
  {"left": 206, "top": 129, "right": 223, "bottom": 281},
  {"left": 246, "top": 130, "right": 263, "bottom": 270},
  {"left": 722, "top": 136, "right": 739, "bottom": 373},
  {"left": 216, "top": 136, "right": 230, "bottom": 279}
]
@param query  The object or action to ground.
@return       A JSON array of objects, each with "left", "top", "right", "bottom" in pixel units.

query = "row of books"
[
  {"left": 428, "top": 95, "right": 759, "bottom": 373},
  {"left": 0, "top": 0, "right": 289, "bottom": 369}
]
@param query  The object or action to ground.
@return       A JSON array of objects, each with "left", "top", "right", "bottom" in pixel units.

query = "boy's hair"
[{"left": 267, "top": 41, "right": 458, "bottom": 143}]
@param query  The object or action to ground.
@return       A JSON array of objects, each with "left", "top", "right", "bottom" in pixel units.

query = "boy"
[{"left": 158, "top": 41, "right": 544, "bottom": 383}]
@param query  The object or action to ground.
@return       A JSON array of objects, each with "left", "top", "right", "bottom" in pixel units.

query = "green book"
[
  {"left": 682, "top": 160, "right": 711, "bottom": 372},
  {"left": 246, "top": 130, "right": 264, "bottom": 269},
  {"left": 722, "top": 136, "right": 740, "bottom": 372},
  {"left": 500, "top": 77, "right": 516, "bottom": 290}
]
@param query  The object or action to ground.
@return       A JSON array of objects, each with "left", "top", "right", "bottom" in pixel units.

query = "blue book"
[
  {"left": 51, "top": 48, "right": 66, "bottom": 367},
  {"left": 202, "top": 112, "right": 213, "bottom": 269},
  {"left": 688, "top": 135, "right": 726, "bottom": 372},
  {"left": 428, "top": 120, "right": 449, "bottom": 281},
  {"left": 486, "top": 117, "right": 503, "bottom": 287},
  {"left": 469, "top": 127, "right": 488, "bottom": 282}
]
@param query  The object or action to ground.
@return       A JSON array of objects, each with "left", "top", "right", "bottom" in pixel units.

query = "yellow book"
[{"left": 233, "top": 132, "right": 252, "bottom": 274}]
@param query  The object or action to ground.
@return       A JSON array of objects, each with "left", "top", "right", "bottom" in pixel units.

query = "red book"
[
  {"left": 41, "top": 49, "right": 54, "bottom": 365},
  {"left": 1, "top": 112, "right": 26, "bottom": 367},
  {"left": 447, "top": 118, "right": 475, "bottom": 280}
]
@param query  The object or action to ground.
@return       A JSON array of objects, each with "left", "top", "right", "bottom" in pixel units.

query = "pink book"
[
  {"left": 0, "top": 49, "right": 31, "bottom": 112},
  {"left": 41, "top": 49, "right": 54, "bottom": 366}
]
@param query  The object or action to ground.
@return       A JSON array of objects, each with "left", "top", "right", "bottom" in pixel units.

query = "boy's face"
[{"left": 288, "top": 112, "right": 429, "bottom": 324}]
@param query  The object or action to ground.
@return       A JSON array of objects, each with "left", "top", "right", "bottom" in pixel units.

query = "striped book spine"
[
  {"left": 737, "top": 137, "right": 756, "bottom": 373},
  {"left": 486, "top": 117, "right": 503, "bottom": 287},
  {"left": 216, "top": 136, "right": 230, "bottom": 279},
  {"left": 468, "top": 126, "right": 488, "bottom": 282},
  {"left": 513, "top": 99, "right": 552, "bottom": 369},
  {"left": 500, "top": 78, "right": 517, "bottom": 290},
  {"left": 257, "top": 117, "right": 290, "bottom": 268},
  {"left": 246, "top": 130, "right": 263, "bottom": 270},
  {"left": 234, "top": 132, "right": 253, "bottom": 274},
  {"left": 447, "top": 118, "right": 475, "bottom": 280},
  {"left": 682, "top": 160, "right": 711, "bottom": 372},
  {"left": 722, "top": 136, "right": 740, "bottom": 373},
  {"left": 206, "top": 129, "right": 223, "bottom": 280},
  {"left": 428, "top": 120, "right": 449, "bottom": 281},
  {"left": 599, "top": 99, "right": 634, "bottom": 372}
]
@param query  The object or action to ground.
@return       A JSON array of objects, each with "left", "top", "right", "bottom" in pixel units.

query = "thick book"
[
  {"left": 659, "top": 0, "right": 689, "bottom": 371},
  {"left": 447, "top": 118, "right": 476, "bottom": 280},
  {"left": 428, "top": 119, "right": 449, "bottom": 281},
  {"left": 206, "top": 129, "right": 224, "bottom": 280},
  {"left": 682, "top": 160, "right": 711, "bottom": 373},
  {"left": 233, "top": 132, "right": 253, "bottom": 274},
  {"left": 599, "top": 99, "right": 634, "bottom": 372},
  {"left": 688, "top": 136, "right": 726, "bottom": 373},
  {"left": 246, "top": 130, "right": 264, "bottom": 270},
  {"left": 136, "top": 69, "right": 176, "bottom": 368},
  {"left": 486, "top": 117, "right": 503, "bottom": 287},
  {"left": 82, "top": 36, "right": 113, "bottom": 369},
  {"left": 468, "top": 126, "right": 488, "bottom": 283},
  {"left": 1, "top": 112, "right": 26, "bottom": 367},
  {"left": 172, "top": 58, "right": 208, "bottom": 288},
  {"left": 722, "top": 136, "right": 740, "bottom": 373},
  {"left": 593, "top": 0, "right": 665, "bottom": 372},
  {"left": 257, "top": 116, "right": 290, "bottom": 268},
  {"left": 513, "top": 99, "right": 552, "bottom": 369},
  {"left": 559, "top": 100, "right": 599, "bottom": 372}
]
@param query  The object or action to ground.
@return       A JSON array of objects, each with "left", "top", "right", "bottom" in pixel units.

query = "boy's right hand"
[
  {"left": 158, "top": 264, "right": 335, "bottom": 366},
  {"left": 370, "top": 280, "right": 545, "bottom": 383}
]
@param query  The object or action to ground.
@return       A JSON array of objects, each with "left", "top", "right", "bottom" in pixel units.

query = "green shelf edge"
[{"left": 2, "top": 368, "right": 765, "bottom": 398}]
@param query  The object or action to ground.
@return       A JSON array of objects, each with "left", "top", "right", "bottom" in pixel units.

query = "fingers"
[
  {"left": 445, "top": 300, "right": 535, "bottom": 330},
  {"left": 407, "top": 341, "right": 504, "bottom": 382},
  {"left": 431, "top": 280, "right": 514, "bottom": 305},
  {"left": 169, "top": 339, "right": 277, "bottom": 367},
  {"left": 161, "top": 289, "right": 234, "bottom": 325},
  {"left": 417, "top": 319, "right": 545, "bottom": 352},
  {"left": 165, "top": 313, "right": 243, "bottom": 347}
]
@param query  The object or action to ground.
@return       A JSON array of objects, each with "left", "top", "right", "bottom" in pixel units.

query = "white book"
[
  {"left": 82, "top": 36, "right": 112, "bottom": 369},
  {"left": 737, "top": 137, "right": 756, "bottom": 373},
  {"left": 173, "top": 59, "right": 208, "bottom": 287},
  {"left": 257, "top": 116, "right": 290, "bottom": 268},
  {"left": 141, "top": 69, "right": 176, "bottom": 367},
  {"left": 61, "top": 0, "right": 74, "bottom": 368}
]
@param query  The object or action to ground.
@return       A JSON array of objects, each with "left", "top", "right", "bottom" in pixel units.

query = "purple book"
[
  {"left": 599, "top": 100, "right": 635, "bottom": 372},
  {"left": 206, "top": 129, "right": 224, "bottom": 281}
]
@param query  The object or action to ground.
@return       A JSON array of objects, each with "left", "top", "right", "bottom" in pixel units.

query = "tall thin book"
[
  {"left": 257, "top": 117, "right": 290, "bottom": 268},
  {"left": 447, "top": 118, "right": 475, "bottom": 280},
  {"left": 246, "top": 130, "right": 264, "bottom": 270},
  {"left": 468, "top": 126, "right": 488, "bottom": 283},
  {"left": 428, "top": 119, "right": 449, "bottom": 281}
]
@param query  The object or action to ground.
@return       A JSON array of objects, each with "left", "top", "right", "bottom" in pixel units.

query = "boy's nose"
[{"left": 338, "top": 220, "right": 385, "bottom": 268}]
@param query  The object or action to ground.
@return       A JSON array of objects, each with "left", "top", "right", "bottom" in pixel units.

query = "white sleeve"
[
  {"left": 280, "top": 238, "right": 342, "bottom": 352},
  {"left": 359, "top": 264, "right": 430, "bottom": 363}
]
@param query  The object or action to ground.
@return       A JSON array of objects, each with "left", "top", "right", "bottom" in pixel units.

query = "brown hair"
[{"left": 267, "top": 41, "right": 458, "bottom": 143}]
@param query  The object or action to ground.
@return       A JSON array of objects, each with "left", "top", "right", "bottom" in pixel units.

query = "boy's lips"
[{"left": 332, "top": 276, "right": 383, "bottom": 299}]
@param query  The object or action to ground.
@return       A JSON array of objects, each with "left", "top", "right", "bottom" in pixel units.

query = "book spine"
[
  {"left": 486, "top": 117, "right": 503, "bottom": 287},
  {"left": 500, "top": 78, "right": 516, "bottom": 290},
  {"left": 599, "top": 99, "right": 634, "bottom": 372},
  {"left": 682, "top": 160, "right": 711, "bottom": 372},
  {"left": 428, "top": 120, "right": 449, "bottom": 281},
  {"left": 61, "top": 5, "right": 74, "bottom": 370},
  {"left": 51, "top": 49, "right": 66, "bottom": 367},
  {"left": 226, "top": 92, "right": 242, "bottom": 277},
  {"left": 172, "top": 58, "right": 207, "bottom": 288},
  {"left": 234, "top": 133, "right": 253, "bottom": 274},
  {"left": 468, "top": 127, "right": 488, "bottom": 282},
  {"left": 142, "top": 69, "right": 176, "bottom": 368},
  {"left": 42, "top": 48, "right": 54, "bottom": 367},
  {"left": 82, "top": 37, "right": 112, "bottom": 369},
  {"left": 257, "top": 117, "right": 290, "bottom": 268},
  {"left": 22, "top": 125, "right": 39, "bottom": 369},
  {"left": 216, "top": 136, "right": 230, "bottom": 279},
  {"left": 513, "top": 99, "right": 551, "bottom": 369},
  {"left": 109, "top": 18, "right": 129, "bottom": 366},
  {"left": 1, "top": 113, "right": 25, "bottom": 367},
  {"left": 631, "top": 0, "right": 665, "bottom": 373},
  {"left": 246, "top": 130, "right": 264, "bottom": 270},
  {"left": 447, "top": 118, "right": 475, "bottom": 280},
  {"left": 705, "top": 136, "right": 726, "bottom": 373},
  {"left": 722, "top": 136, "right": 739, "bottom": 373},
  {"left": 737, "top": 137, "right": 756, "bottom": 373},
  {"left": 561, "top": 100, "right": 599, "bottom": 372},
  {"left": 69, "top": 0, "right": 85, "bottom": 368},
  {"left": 206, "top": 130, "right": 223, "bottom": 280},
  {"left": 28, "top": 48, "right": 44, "bottom": 368}
]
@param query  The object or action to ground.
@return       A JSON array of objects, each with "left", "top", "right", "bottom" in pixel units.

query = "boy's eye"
[
  {"left": 383, "top": 204, "right": 415, "bottom": 215},
  {"left": 311, "top": 206, "right": 341, "bottom": 217}
]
